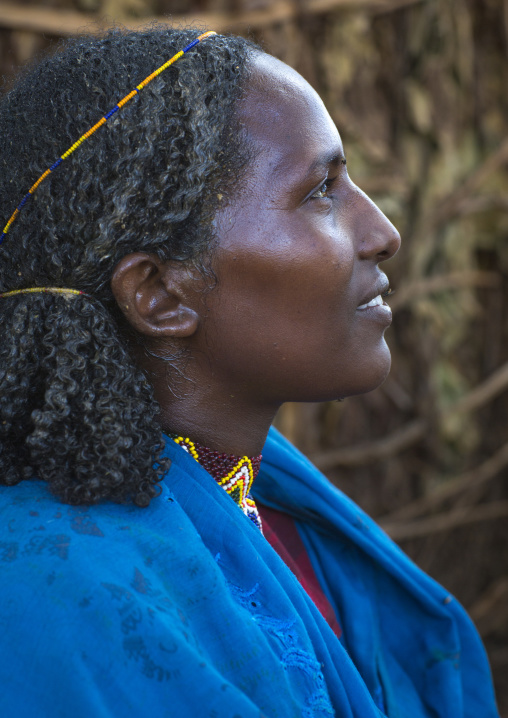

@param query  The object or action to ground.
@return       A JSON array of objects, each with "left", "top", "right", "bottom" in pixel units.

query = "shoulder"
[
  {"left": 0, "top": 478, "right": 248, "bottom": 718},
  {"left": 0, "top": 475, "right": 220, "bottom": 601}
]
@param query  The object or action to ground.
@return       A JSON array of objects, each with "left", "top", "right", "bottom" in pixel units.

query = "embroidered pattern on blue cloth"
[{"left": 216, "top": 553, "right": 334, "bottom": 717}]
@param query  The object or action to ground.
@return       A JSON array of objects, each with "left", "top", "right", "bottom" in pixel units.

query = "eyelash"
[{"left": 310, "top": 176, "right": 337, "bottom": 200}]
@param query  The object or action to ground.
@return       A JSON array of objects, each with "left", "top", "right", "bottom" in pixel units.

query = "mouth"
[
  {"left": 357, "top": 278, "right": 392, "bottom": 310},
  {"left": 357, "top": 294, "right": 386, "bottom": 310}
]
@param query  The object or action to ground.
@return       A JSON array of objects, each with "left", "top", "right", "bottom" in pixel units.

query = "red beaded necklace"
[{"left": 170, "top": 434, "right": 263, "bottom": 532}]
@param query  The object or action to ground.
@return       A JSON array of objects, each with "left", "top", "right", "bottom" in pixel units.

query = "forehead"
[{"left": 239, "top": 53, "right": 343, "bottom": 174}]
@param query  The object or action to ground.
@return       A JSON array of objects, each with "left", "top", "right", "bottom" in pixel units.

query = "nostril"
[{"left": 381, "top": 225, "right": 401, "bottom": 261}]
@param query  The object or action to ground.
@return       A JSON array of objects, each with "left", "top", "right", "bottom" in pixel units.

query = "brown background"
[{"left": 1, "top": 0, "right": 507, "bottom": 711}]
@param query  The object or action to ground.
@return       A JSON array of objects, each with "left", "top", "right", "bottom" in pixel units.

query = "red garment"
[{"left": 258, "top": 504, "right": 341, "bottom": 638}]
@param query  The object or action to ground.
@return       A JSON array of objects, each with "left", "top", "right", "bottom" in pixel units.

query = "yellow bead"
[{"left": 2, "top": 32, "right": 216, "bottom": 238}]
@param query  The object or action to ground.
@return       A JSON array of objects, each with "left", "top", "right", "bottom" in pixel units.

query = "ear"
[{"left": 110, "top": 253, "right": 200, "bottom": 338}]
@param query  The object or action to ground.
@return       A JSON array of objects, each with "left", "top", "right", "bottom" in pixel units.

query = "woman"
[{"left": 0, "top": 27, "right": 498, "bottom": 717}]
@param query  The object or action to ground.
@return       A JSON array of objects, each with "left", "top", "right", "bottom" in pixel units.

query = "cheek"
[
  {"left": 220, "top": 205, "right": 354, "bottom": 296},
  {"left": 206, "top": 209, "right": 361, "bottom": 392},
  {"left": 208, "top": 246, "right": 356, "bottom": 366},
  {"left": 200, "top": 250, "right": 390, "bottom": 403}
]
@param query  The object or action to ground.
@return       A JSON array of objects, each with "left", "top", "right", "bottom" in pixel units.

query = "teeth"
[{"left": 358, "top": 294, "right": 383, "bottom": 309}]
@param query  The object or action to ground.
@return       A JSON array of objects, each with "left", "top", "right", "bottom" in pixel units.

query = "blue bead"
[
  {"left": 183, "top": 39, "right": 199, "bottom": 53},
  {"left": 104, "top": 106, "right": 120, "bottom": 120},
  {"left": 1, "top": 33, "right": 214, "bottom": 244}
]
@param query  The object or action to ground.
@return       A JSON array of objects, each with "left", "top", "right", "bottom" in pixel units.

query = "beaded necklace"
[{"left": 170, "top": 435, "right": 263, "bottom": 532}]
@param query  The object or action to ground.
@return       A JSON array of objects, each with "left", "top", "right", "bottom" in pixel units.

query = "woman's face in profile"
[{"left": 199, "top": 53, "right": 401, "bottom": 408}]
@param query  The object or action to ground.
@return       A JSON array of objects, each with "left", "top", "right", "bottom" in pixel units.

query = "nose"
[{"left": 353, "top": 185, "right": 401, "bottom": 262}]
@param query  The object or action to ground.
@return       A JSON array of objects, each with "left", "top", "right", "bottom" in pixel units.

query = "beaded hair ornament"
[{"left": 0, "top": 30, "right": 217, "bottom": 300}]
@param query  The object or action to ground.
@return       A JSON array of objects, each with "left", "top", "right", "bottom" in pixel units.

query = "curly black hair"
[{"left": 0, "top": 27, "right": 257, "bottom": 507}]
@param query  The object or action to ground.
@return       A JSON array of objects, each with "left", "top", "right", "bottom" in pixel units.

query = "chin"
[
  {"left": 335, "top": 344, "right": 392, "bottom": 400},
  {"left": 348, "top": 369, "right": 391, "bottom": 398}
]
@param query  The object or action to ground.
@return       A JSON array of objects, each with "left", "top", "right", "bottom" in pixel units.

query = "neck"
[
  {"left": 157, "top": 392, "right": 278, "bottom": 457},
  {"left": 135, "top": 340, "right": 281, "bottom": 456}
]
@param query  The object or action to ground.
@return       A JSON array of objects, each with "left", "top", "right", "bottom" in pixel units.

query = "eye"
[
  {"left": 311, "top": 181, "right": 330, "bottom": 199},
  {"left": 310, "top": 175, "right": 338, "bottom": 200}
]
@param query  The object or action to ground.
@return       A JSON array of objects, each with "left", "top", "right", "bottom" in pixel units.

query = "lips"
[
  {"left": 357, "top": 294, "right": 385, "bottom": 310},
  {"left": 357, "top": 276, "right": 391, "bottom": 310}
]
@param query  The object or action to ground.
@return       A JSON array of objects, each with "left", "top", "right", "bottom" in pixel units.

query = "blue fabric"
[
  {"left": 254, "top": 428, "right": 499, "bottom": 718},
  {"left": 0, "top": 427, "right": 498, "bottom": 717}
]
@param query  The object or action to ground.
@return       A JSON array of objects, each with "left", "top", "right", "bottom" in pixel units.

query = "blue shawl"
[{"left": 0, "top": 428, "right": 499, "bottom": 717}]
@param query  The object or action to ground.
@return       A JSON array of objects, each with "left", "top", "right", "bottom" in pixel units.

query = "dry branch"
[
  {"left": 312, "top": 418, "right": 425, "bottom": 470},
  {"left": 410, "top": 137, "right": 508, "bottom": 278},
  {"left": 0, "top": 0, "right": 424, "bottom": 37},
  {"left": 382, "top": 500, "right": 508, "bottom": 540},
  {"left": 379, "top": 439, "right": 508, "bottom": 523},
  {"left": 429, "top": 136, "right": 508, "bottom": 231},
  {"left": 312, "top": 360, "right": 508, "bottom": 468},
  {"left": 467, "top": 578, "right": 508, "bottom": 637},
  {"left": 445, "top": 360, "right": 508, "bottom": 419},
  {"left": 389, "top": 270, "right": 500, "bottom": 312}
]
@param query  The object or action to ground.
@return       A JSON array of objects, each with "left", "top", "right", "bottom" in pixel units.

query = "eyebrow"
[
  {"left": 305, "top": 150, "right": 346, "bottom": 176},
  {"left": 268, "top": 145, "right": 346, "bottom": 194}
]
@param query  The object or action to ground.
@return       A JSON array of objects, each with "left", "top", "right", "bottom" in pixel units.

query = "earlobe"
[{"left": 110, "top": 252, "right": 200, "bottom": 338}]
